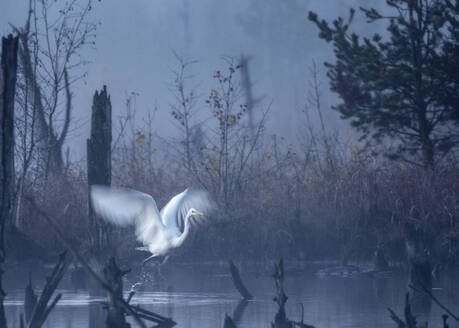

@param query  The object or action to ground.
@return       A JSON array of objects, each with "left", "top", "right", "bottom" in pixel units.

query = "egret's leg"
[
  {"left": 161, "top": 256, "right": 170, "bottom": 265},
  {"left": 142, "top": 254, "right": 158, "bottom": 266},
  {"left": 155, "top": 256, "right": 170, "bottom": 285}
]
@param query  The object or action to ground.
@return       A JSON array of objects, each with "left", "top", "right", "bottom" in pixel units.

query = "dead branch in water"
[
  {"left": 228, "top": 260, "right": 253, "bottom": 300},
  {"left": 27, "top": 196, "right": 175, "bottom": 328},
  {"left": 27, "top": 251, "right": 69, "bottom": 328}
]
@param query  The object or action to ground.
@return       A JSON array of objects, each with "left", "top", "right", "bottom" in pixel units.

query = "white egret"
[{"left": 90, "top": 185, "right": 214, "bottom": 264}]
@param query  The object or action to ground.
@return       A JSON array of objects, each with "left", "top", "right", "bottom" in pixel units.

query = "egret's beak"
[{"left": 193, "top": 211, "right": 204, "bottom": 216}]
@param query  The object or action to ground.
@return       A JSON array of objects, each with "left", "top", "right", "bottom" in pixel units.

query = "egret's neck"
[{"left": 172, "top": 210, "right": 193, "bottom": 248}]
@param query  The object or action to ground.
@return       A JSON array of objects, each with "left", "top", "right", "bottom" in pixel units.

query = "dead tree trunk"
[
  {"left": 239, "top": 55, "right": 260, "bottom": 138},
  {"left": 15, "top": 25, "right": 68, "bottom": 177},
  {"left": 0, "top": 34, "right": 19, "bottom": 328},
  {"left": 87, "top": 86, "right": 112, "bottom": 252},
  {"left": 87, "top": 86, "right": 112, "bottom": 295}
]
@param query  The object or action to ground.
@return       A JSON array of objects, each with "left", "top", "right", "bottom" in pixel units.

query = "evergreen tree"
[{"left": 309, "top": 0, "right": 459, "bottom": 167}]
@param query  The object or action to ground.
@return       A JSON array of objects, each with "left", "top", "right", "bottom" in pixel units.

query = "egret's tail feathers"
[{"left": 136, "top": 246, "right": 149, "bottom": 252}]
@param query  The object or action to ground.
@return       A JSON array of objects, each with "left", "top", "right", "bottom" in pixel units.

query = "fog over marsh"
[{"left": 1, "top": 0, "right": 385, "bottom": 159}]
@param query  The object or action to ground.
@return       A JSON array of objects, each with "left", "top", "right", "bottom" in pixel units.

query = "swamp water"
[{"left": 3, "top": 262, "right": 459, "bottom": 327}]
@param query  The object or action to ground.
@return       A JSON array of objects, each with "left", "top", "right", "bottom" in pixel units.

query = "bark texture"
[
  {"left": 87, "top": 86, "right": 112, "bottom": 253},
  {"left": 0, "top": 34, "right": 19, "bottom": 328}
]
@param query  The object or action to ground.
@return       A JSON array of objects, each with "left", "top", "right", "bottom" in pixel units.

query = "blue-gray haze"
[{"left": 1, "top": 0, "right": 384, "bottom": 159}]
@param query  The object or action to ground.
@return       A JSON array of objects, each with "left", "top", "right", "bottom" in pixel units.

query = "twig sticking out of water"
[{"left": 228, "top": 260, "right": 253, "bottom": 300}]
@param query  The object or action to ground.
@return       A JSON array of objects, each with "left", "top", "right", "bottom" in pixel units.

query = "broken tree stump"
[
  {"left": 87, "top": 85, "right": 112, "bottom": 252},
  {"left": 103, "top": 257, "right": 130, "bottom": 328},
  {"left": 87, "top": 85, "right": 112, "bottom": 296}
]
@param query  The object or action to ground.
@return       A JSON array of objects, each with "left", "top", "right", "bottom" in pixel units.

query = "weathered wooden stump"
[
  {"left": 87, "top": 85, "right": 112, "bottom": 296},
  {"left": 103, "top": 257, "right": 130, "bottom": 328}
]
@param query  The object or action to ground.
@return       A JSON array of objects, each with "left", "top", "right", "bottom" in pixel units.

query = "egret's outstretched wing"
[
  {"left": 160, "top": 188, "right": 214, "bottom": 232},
  {"left": 90, "top": 185, "right": 164, "bottom": 245}
]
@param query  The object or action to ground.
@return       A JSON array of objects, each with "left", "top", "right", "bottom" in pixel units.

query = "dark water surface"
[{"left": 3, "top": 261, "right": 459, "bottom": 327}]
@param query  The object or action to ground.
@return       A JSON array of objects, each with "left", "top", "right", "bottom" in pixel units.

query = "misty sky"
[{"left": 1, "top": 0, "right": 384, "bottom": 160}]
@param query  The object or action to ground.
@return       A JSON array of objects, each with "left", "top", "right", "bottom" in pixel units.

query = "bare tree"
[
  {"left": 203, "top": 59, "right": 269, "bottom": 211},
  {"left": 169, "top": 53, "right": 203, "bottom": 184},
  {"left": 12, "top": 0, "right": 97, "bottom": 178},
  {"left": 169, "top": 57, "right": 270, "bottom": 215}
]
